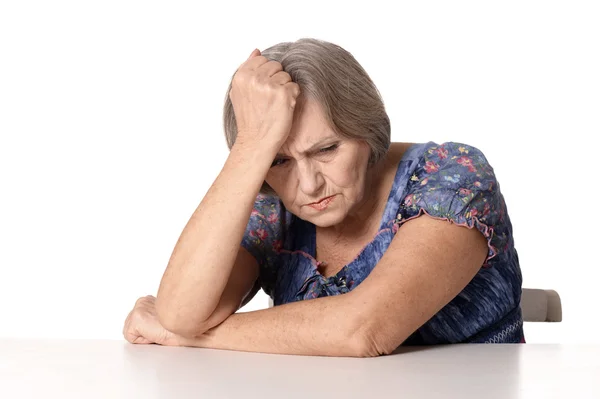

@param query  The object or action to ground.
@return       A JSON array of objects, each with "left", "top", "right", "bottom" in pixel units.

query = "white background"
[{"left": 1, "top": 1, "right": 598, "bottom": 343}]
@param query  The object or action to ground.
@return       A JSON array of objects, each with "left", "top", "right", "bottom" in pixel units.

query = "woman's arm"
[
  {"left": 178, "top": 293, "right": 365, "bottom": 357},
  {"left": 156, "top": 141, "right": 275, "bottom": 337},
  {"left": 156, "top": 48, "right": 301, "bottom": 337},
  {"left": 176, "top": 215, "right": 488, "bottom": 357}
]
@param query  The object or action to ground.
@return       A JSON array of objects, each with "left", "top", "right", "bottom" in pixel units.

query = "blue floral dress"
[{"left": 241, "top": 142, "right": 525, "bottom": 344}]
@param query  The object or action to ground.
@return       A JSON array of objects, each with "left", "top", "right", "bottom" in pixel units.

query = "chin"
[{"left": 305, "top": 210, "right": 346, "bottom": 227}]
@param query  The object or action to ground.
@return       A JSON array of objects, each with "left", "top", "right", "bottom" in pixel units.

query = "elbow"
[
  {"left": 348, "top": 330, "right": 385, "bottom": 358},
  {"left": 346, "top": 314, "right": 402, "bottom": 358},
  {"left": 160, "top": 316, "right": 208, "bottom": 340},
  {"left": 155, "top": 297, "right": 209, "bottom": 339}
]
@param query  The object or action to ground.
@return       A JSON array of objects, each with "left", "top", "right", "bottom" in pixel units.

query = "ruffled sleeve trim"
[{"left": 392, "top": 206, "right": 499, "bottom": 267}]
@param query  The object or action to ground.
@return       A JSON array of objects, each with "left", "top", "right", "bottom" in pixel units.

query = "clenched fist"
[
  {"left": 123, "top": 295, "right": 183, "bottom": 346},
  {"left": 229, "top": 48, "right": 301, "bottom": 150}
]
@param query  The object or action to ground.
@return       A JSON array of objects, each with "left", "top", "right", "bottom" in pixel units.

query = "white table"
[{"left": 1, "top": 339, "right": 599, "bottom": 398}]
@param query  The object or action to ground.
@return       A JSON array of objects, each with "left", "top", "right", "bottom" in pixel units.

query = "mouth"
[
  {"left": 308, "top": 195, "right": 335, "bottom": 205},
  {"left": 307, "top": 195, "right": 336, "bottom": 210}
]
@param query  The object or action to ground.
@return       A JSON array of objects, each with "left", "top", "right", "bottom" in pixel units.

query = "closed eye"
[
  {"left": 271, "top": 144, "right": 338, "bottom": 168},
  {"left": 271, "top": 158, "right": 288, "bottom": 167},
  {"left": 319, "top": 144, "right": 338, "bottom": 153}
]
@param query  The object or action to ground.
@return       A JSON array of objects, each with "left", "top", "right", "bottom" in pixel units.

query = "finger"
[
  {"left": 132, "top": 336, "right": 153, "bottom": 345},
  {"left": 125, "top": 331, "right": 151, "bottom": 345},
  {"left": 123, "top": 312, "right": 131, "bottom": 337},
  {"left": 124, "top": 329, "right": 137, "bottom": 343},
  {"left": 271, "top": 71, "right": 292, "bottom": 85},
  {"left": 244, "top": 54, "right": 268, "bottom": 71},
  {"left": 123, "top": 319, "right": 148, "bottom": 344},
  {"left": 286, "top": 82, "right": 301, "bottom": 98},
  {"left": 258, "top": 60, "right": 283, "bottom": 79},
  {"left": 123, "top": 309, "right": 138, "bottom": 338},
  {"left": 246, "top": 48, "right": 260, "bottom": 61}
]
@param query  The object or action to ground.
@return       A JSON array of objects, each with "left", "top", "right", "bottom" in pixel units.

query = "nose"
[{"left": 297, "top": 161, "right": 325, "bottom": 196}]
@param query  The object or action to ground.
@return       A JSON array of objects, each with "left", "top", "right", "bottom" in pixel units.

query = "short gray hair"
[{"left": 222, "top": 38, "right": 391, "bottom": 195}]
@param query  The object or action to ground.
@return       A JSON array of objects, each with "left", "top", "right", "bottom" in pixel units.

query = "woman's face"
[{"left": 265, "top": 98, "right": 372, "bottom": 228}]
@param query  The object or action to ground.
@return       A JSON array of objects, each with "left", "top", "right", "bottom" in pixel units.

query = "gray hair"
[{"left": 222, "top": 38, "right": 391, "bottom": 195}]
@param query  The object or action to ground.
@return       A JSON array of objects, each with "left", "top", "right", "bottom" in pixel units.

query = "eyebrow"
[{"left": 276, "top": 136, "right": 339, "bottom": 158}]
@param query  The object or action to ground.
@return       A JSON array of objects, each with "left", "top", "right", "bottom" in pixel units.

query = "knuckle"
[
  {"left": 246, "top": 74, "right": 259, "bottom": 86},
  {"left": 130, "top": 309, "right": 144, "bottom": 323},
  {"left": 231, "top": 75, "right": 243, "bottom": 87},
  {"left": 269, "top": 60, "right": 282, "bottom": 69},
  {"left": 125, "top": 334, "right": 136, "bottom": 344},
  {"left": 234, "top": 70, "right": 250, "bottom": 82},
  {"left": 263, "top": 82, "right": 276, "bottom": 93},
  {"left": 275, "top": 87, "right": 287, "bottom": 99},
  {"left": 287, "top": 83, "right": 300, "bottom": 97},
  {"left": 276, "top": 72, "right": 291, "bottom": 84}
]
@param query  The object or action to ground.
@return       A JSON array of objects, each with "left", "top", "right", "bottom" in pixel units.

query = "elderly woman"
[{"left": 123, "top": 38, "right": 525, "bottom": 357}]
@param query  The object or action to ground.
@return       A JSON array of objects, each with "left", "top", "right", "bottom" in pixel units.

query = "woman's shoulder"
[
  {"left": 394, "top": 141, "right": 506, "bottom": 263},
  {"left": 388, "top": 141, "right": 493, "bottom": 171},
  {"left": 400, "top": 141, "right": 492, "bottom": 165},
  {"left": 400, "top": 140, "right": 498, "bottom": 204},
  {"left": 404, "top": 141, "right": 496, "bottom": 184},
  {"left": 386, "top": 141, "right": 496, "bottom": 197}
]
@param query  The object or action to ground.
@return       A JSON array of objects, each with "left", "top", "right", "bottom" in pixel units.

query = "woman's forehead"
[{"left": 280, "top": 98, "right": 344, "bottom": 155}]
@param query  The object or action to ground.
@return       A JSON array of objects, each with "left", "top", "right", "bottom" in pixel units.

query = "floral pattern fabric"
[{"left": 241, "top": 142, "right": 525, "bottom": 344}]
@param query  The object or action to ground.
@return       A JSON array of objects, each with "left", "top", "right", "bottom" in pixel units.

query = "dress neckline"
[{"left": 300, "top": 142, "right": 424, "bottom": 281}]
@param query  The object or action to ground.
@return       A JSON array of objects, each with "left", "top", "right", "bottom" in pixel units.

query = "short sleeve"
[
  {"left": 240, "top": 194, "right": 285, "bottom": 297},
  {"left": 394, "top": 142, "right": 503, "bottom": 266}
]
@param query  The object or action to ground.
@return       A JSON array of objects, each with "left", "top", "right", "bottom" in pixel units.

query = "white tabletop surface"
[{"left": 1, "top": 339, "right": 599, "bottom": 399}]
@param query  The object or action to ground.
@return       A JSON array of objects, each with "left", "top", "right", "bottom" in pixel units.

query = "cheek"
[
  {"left": 265, "top": 171, "right": 293, "bottom": 196},
  {"left": 329, "top": 158, "right": 366, "bottom": 188}
]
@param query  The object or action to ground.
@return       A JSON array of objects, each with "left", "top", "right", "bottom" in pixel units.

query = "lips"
[{"left": 308, "top": 195, "right": 335, "bottom": 206}]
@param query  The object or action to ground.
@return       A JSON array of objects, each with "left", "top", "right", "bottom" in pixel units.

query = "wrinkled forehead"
[{"left": 280, "top": 98, "right": 338, "bottom": 155}]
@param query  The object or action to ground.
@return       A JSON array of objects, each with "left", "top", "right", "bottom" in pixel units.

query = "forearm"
[
  {"left": 156, "top": 141, "right": 276, "bottom": 332},
  {"left": 179, "top": 294, "right": 367, "bottom": 357}
]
